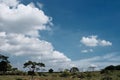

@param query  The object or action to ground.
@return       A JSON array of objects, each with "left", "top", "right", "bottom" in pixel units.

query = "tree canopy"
[
  {"left": 104, "top": 65, "right": 120, "bottom": 70},
  {"left": 23, "top": 60, "right": 45, "bottom": 73},
  {"left": 0, "top": 54, "right": 12, "bottom": 74},
  {"left": 70, "top": 67, "right": 79, "bottom": 73}
]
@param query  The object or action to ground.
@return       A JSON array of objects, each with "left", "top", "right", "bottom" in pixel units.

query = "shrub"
[
  {"left": 60, "top": 71, "right": 70, "bottom": 77},
  {"left": 115, "top": 65, "right": 120, "bottom": 70},
  {"left": 70, "top": 67, "right": 79, "bottom": 73},
  {"left": 77, "top": 73, "right": 85, "bottom": 79},
  {"left": 48, "top": 69, "right": 54, "bottom": 73},
  {"left": 101, "top": 69, "right": 109, "bottom": 74}
]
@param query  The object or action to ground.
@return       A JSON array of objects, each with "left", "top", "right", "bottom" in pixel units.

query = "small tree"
[
  {"left": 12, "top": 68, "right": 18, "bottom": 71},
  {"left": 49, "top": 68, "right": 54, "bottom": 73},
  {"left": 70, "top": 67, "right": 79, "bottom": 73},
  {"left": 23, "top": 61, "right": 45, "bottom": 80}
]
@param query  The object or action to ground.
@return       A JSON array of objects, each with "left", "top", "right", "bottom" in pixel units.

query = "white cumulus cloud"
[
  {"left": 0, "top": 0, "right": 73, "bottom": 70},
  {"left": 0, "top": 0, "right": 51, "bottom": 37},
  {"left": 99, "top": 40, "right": 112, "bottom": 46},
  {"left": 80, "top": 35, "right": 112, "bottom": 47},
  {"left": 0, "top": 0, "right": 19, "bottom": 7},
  {"left": 37, "top": 2, "right": 44, "bottom": 9}
]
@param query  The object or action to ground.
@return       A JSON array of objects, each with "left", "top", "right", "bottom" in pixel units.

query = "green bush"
[
  {"left": 60, "top": 71, "right": 70, "bottom": 77},
  {"left": 49, "top": 69, "right": 54, "bottom": 73},
  {"left": 77, "top": 73, "right": 85, "bottom": 79}
]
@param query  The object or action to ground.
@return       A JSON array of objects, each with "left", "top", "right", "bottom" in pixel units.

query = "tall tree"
[
  {"left": 23, "top": 61, "right": 45, "bottom": 79},
  {"left": 0, "top": 54, "right": 12, "bottom": 74}
]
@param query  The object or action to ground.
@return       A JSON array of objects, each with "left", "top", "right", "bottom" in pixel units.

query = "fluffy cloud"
[
  {"left": 0, "top": 0, "right": 73, "bottom": 70},
  {"left": 37, "top": 2, "right": 44, "bottom": 9},
  {"left": 80, "top": 35, "right": 112, "bottom": 47},
  {"left": 0, "top": 0, "right": 19, "bottom": 7},
  {"left": 99, "top": 40, "right": 112, "bottom": 46},
  {"left": 0, "top": 32, "right": 72, "bottom": 69},
  {"left": 81, "top": 36, "right": 98, "bottom": 47},
  {"left": 81, "top": 49, "right": 93, "bottom": 53},
  {"left": 0, "top": 0, "right": 51, "bottom": 37}
]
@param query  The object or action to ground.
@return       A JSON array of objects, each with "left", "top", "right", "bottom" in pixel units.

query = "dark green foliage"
[
  {"left": 49, "top": 69, "right": 54, "bottom": 73},
  {"left": 70, "top": 67, "right": 79, "bottom": 73},
  {"left": 0, "top": 61, "right": 8, "bottom": 72},
  {"left": 0, "top": 54, "right": 12, "bottom": 74},
  {"left": 104, "top": 65, "right": 120, "bottom": 70},
  {"left": 28, "top": 71, "right": 35, "bottom": 75},
  {"left": 23, "top": 60, "right": 45, "bottom": 73},
  {"left": 12, "top": 68, "right": 18, "bottom": 71},
  {"left": 115, "top": 65, "right": 120, "bottom": 70},
  {"left": 105, "top": 65, "right": 115, "bottom": 70},
  {"left": 23, "top": 60, "right": 45, "bottom": 79},
  {"left": 101, "top": 69, "right": 109, "bottom": 74},
  {"left": 0, "top": 54, "right": 9, "bottom": 62}
]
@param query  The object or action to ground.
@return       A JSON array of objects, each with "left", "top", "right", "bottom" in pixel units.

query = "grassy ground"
[{"left": 0, "top": 70, "right": 120, "bottom": 80}]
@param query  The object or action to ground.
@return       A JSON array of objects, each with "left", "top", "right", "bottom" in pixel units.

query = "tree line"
[
  {"left": 104, "top": 65, "right": 120, "bottom": 70},
  {"left": 0, "top": 54, "right": 120, "bottom": 75}
]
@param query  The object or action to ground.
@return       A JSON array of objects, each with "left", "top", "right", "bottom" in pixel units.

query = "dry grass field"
[{"left": 0, "top": 70, "right": 120, "bottom": 80}]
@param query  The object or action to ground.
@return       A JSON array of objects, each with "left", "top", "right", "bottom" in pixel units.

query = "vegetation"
[
  {"left": 0, "top": 70, "right": 120, "bottom": 80},
  {"left": 0, "top": 54, "right": 120, "bottom": 80},
  {"left": 0, "top": 54, "right": 12, "bottom": 74},
  {"left": 23, "top": 60, "right": 45, "bottom": 80},
  {"left": 48, "top": 69, "right": 54, "bottom": 73},
  {"left": 104, "top": 65, "right": 120, "bottom": 70},
  {"left": 70, "top": 67, "right": 79, "bottom": 73}
]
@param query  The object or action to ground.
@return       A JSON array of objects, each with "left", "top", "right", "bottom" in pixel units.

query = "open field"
[{"left": 0, "top": 71, "right": 120, "bottom": 80}]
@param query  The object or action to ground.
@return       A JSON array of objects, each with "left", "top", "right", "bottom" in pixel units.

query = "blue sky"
[
  {"left": 33, "top": 0, "right": 120, "bottom": 59},
  {"left": 0, "top": 0, "right": 120, "bottom": 71}
]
